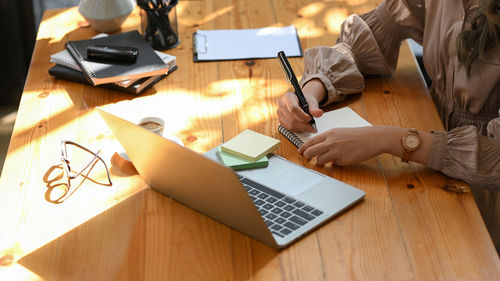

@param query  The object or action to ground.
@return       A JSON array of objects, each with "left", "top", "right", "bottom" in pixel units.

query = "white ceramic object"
[
  {"left": 78, "top": 0, "right": 135, "bottom": 33},
  {"left": 138, "top": 116, "right": 165, "bottom": 136}
]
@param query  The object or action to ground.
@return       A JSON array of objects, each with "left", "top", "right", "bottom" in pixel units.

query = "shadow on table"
[{"left": 18, "top": 188, "right": 278, "bottom": 280}]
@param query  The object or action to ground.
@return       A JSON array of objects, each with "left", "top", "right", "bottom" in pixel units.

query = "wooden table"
[{"left": 1, "top": 1, "right": 499, "bottom": 280}]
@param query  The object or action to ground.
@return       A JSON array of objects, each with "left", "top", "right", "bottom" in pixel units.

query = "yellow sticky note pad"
[
  {"left": 217, "top": 147, "right": 268, "bottom": 170},
  {"left": 221, "top": 129, "right": 280, "bottom": 162}
]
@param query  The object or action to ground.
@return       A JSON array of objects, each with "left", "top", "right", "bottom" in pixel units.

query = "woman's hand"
[
  {"left": 298, "top": 126, "right": 433, "bottom": 166},
  {"left": 298, "top": 126, "right": 386, "bottom": 166},
  {"left": 277, "top": 79, "right": 326, "bottom": 133}
]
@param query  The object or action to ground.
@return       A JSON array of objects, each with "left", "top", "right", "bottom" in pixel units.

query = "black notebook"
[
  {"left": 278, "top": 108, "right": 372, "bottom": 148},
  {"left": 49, "top": 64, "right": 177, "bottom": 95},
  {"left": 66, "top": 31, "right": 169, "bottom": 86}
]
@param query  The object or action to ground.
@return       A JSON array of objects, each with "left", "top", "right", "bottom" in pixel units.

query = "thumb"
[
  {"left": 310, "top": 107, "right": 323, "bottom": 118},
  {"left": 306, "top": 98, "right": 323, "bottom": 118}
]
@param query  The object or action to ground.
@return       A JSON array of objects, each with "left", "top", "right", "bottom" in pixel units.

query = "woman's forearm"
[
  {"left": 301, "top": 78, "right": 327, "bottom": 104},
  {"left": 377, "top": 126, "right": 433, "bottom": 165}
]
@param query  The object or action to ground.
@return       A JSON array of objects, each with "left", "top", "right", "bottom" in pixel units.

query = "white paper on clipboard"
[{"left": 192, "top": 25, "right": 303, "bottom": 61}]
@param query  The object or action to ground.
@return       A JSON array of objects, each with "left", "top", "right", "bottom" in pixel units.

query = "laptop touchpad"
[{"left": 237, "top": 155, "right": 324, "bottom": 197}]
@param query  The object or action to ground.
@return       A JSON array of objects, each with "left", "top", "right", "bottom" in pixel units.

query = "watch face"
[{"left": 405, "top": 134, "right": 420, "bottom": 149}]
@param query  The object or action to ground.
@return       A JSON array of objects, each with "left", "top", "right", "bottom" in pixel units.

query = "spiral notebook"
[
  {"left": 278, "top": 107, "right": 372, "bottom": 148},
  {"left": 66, "top": 31, "right": 170, "bottom": 86},
  {"left": 50, "top": 45, "right": 176, "bottom": 88}
]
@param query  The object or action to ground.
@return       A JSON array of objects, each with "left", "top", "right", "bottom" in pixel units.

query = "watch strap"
[{"left": 401, "top": 150, "right": 413, "bottom": 162}]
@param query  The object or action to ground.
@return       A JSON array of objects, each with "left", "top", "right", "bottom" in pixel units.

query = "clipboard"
[{"left": 192, "top": 25, "right": 303, "bottom": 62}]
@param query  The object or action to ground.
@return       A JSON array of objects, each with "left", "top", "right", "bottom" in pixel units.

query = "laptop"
[{"left": 98, "top": 108, "right": 365, "bottom": 249}]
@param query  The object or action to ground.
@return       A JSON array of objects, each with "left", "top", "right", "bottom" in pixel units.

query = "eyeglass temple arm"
[{"left": 61, "top": 141, "right": 113, "bottom": 185}]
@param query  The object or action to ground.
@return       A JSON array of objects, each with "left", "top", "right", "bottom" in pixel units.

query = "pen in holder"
[{"left": 138, "top": 0, "right": 180, "bottom": 50}]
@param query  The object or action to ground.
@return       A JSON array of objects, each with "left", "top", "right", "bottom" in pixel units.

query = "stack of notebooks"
[
  {"left": 49, "top": 30, "right": 177, "bottom": 95},
  {"left": 217, "top": 129, "right": 281, "bottom": 170}
]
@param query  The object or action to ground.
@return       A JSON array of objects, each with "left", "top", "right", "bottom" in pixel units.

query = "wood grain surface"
[{"left": 0, "top": 1, "right": 498, "bottom": 280}]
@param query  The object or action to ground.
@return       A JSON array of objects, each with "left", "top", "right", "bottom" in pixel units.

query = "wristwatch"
[{"left": 401, "top": 128, "right": 420, "bottom": 162}]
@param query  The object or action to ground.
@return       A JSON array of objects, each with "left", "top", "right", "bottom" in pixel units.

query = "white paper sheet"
[
  {"left": 193, "top": 25, "right": 302, "bottom": 61},
  {"left": 294, "top": 107, "right": 372, "bottom": 142}
]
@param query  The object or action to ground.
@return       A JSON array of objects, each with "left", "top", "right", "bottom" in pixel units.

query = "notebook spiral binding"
[
  {"left": 278, "top": 124, "right": 304, "bottom": 148},
  {"left": 66, "top": 42, "right": 96, "bottom": 85}
]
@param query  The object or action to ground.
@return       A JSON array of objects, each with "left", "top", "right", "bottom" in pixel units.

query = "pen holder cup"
[{"left": 139, "top": 0, "right": 180, "bottom": 50}]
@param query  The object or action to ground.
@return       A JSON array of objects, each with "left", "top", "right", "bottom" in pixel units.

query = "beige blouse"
[{"left": 299, "top": 0, "right": 500, "bottom": 191}]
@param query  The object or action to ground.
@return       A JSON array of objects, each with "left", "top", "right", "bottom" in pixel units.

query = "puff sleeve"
[
  {"left": 427, "top": 109, "right": 500, "bottom": 191},
  {"left": 299, "top": 0, "right": 424, "bottom": 106}
]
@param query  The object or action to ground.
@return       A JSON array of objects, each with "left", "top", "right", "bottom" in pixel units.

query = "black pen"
[{"left": 277, "top": 51, "right": 317, "bottom": 132}]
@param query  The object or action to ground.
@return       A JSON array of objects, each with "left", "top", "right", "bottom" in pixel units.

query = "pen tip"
[{"left": 312, "top": 123, "right": 318, "bottom": 132}]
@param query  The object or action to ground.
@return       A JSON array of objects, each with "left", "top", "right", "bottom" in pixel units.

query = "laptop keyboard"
[{"left": 238, "top": 175, "right": 324, "bottom": 238}]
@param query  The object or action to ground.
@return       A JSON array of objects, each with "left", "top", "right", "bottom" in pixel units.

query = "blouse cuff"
[
  {"left": 427, "top": 126, "right": 500, "bottom": 190},
  {"left": 428, "top": 127, "right": 480, "bottom": 173},
  {"left": 427, "top": 131, "right": 447, "bottom": 171},
  {"left": 299, "top": 44, "right": 364, "bottom": 106}
]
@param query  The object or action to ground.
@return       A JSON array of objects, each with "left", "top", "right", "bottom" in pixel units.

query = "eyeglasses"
[{"left": 60, "top": 140, "right": 112, "bottom": 188}]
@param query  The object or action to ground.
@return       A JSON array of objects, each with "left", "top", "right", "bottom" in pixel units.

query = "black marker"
[
  {"left": 87, "top": 45, "right": 139, "bottom": 64},
  {"left": 277, "top": 51, "right": 317, "bottom": 132}
]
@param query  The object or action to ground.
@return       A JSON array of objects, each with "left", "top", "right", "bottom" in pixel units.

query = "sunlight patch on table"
[
  {"left": 324, "top": 8, "right": 349, "bottom": 34},
  {"left": 293, "top": 18, "right": 325, "bottom": 38},
  {"left": 298, "top": 2, "right": 326, "bottom": 17},
  {"left": 178, "top": 4, "right": 234, "bottom": 27},
  {"left": 241, "top": 104, "right": 275, "bottom": 127},
  {"left": 39, "top": 9, "right": 80, "bottom": 42},
  {"left": 14, "top": 89, "right": 75, "bottom": 133},
  {"left": 0, "top": 262, "right": 42, "bottom": 281}
]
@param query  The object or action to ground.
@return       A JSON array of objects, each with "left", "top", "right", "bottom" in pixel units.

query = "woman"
[{"left": 277, "top": 0, "right": 500, "bottom": 251}]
